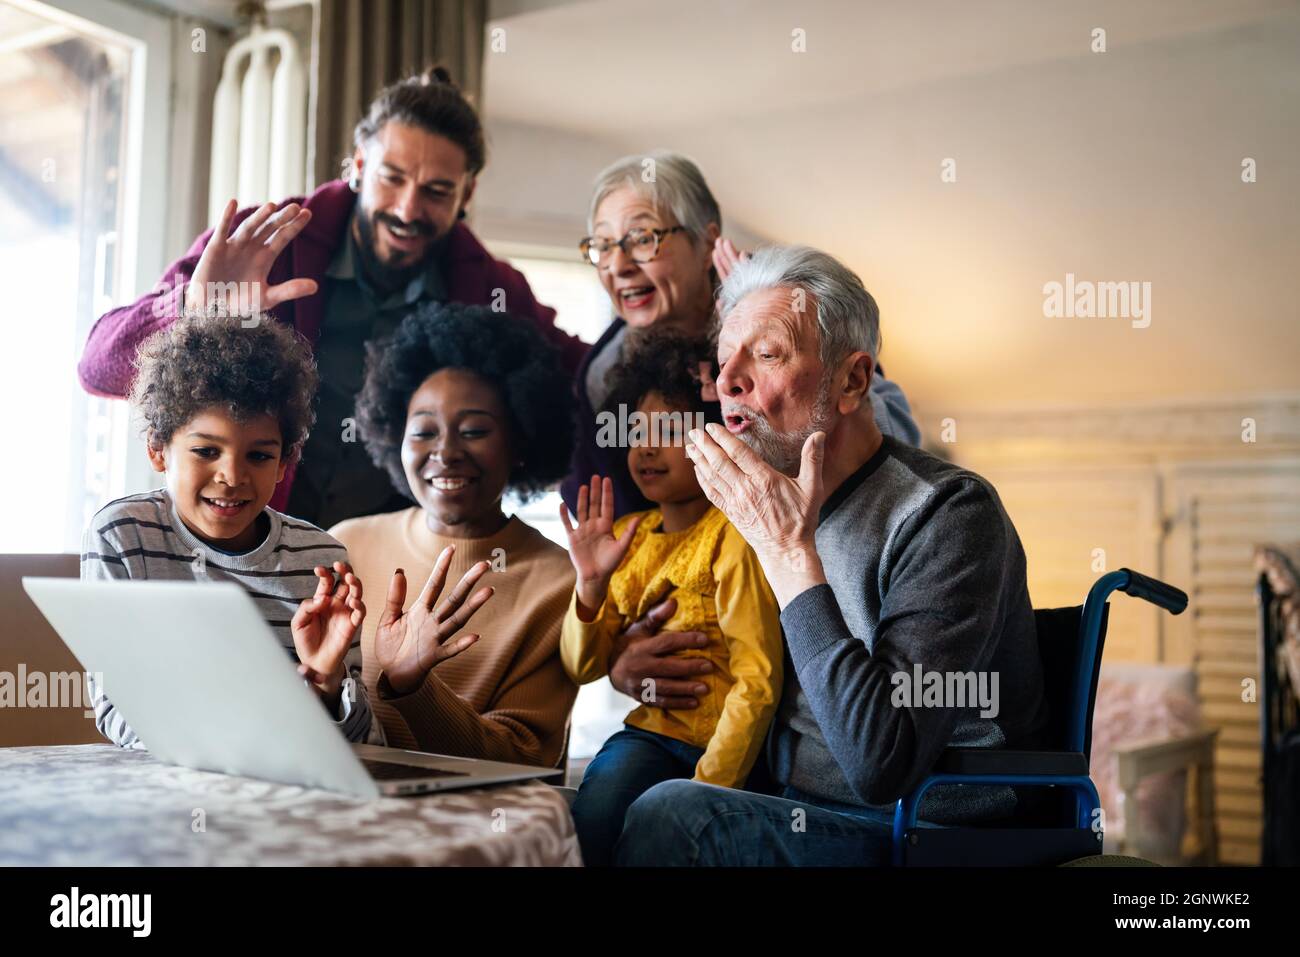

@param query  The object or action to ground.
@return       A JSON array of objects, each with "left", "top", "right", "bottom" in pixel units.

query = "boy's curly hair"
[
  {"left": 356, "top": 302, "right": 576, "bottom": 501},
  {"left": 129, "top": 310, "right": 318, "bottom": 461},
  {"left": 602, "top": 331, "right": 723, "bottom": 426}
]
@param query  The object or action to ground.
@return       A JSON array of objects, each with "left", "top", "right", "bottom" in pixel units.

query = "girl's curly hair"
[
  {"left": 129, "top": 310, "right": 318, "bottom": 461},
  {"left": 602, "top": 330, "right": 723, "bottom": 425},
  {"left": 356, "top": 302, "right": 576, "bottom": 501}
]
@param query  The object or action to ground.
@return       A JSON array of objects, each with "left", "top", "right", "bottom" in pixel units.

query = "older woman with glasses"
[{"left": 561, "top": 150, "right": 920, "bottom": 518}]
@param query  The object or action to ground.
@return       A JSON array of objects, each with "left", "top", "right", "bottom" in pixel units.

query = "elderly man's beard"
[{"left": 724, "top": 376, "right": 836, "bottom": 475}]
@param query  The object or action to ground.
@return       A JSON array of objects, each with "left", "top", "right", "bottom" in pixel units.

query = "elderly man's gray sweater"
[{"left": 767, "top": 436, "right": 1049, "bottom": 824}]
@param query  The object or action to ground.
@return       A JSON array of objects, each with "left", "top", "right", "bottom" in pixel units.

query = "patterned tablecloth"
[{"left": 0, "top": 745, "right": 582, "bottom": 866}]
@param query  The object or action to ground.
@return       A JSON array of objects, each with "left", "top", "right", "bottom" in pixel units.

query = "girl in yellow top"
[{"left": 560, "top": 334, "right": 783, "bottom": 866}]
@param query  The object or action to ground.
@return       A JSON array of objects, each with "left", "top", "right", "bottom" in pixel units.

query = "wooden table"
[{"left": 0, "top": 745, "right": 582, "bottom": 866}]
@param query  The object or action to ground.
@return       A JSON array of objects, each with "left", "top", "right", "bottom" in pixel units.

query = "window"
[
  {"left": 0, "top": 0, "right": 169, "bottom": 552},
  {"left": 501, "top": 246, "right": 614, "bottom": 346}
]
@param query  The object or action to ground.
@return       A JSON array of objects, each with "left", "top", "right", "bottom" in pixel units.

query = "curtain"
[{"left": 312, "top": 0, "right": 487, "bottom": 188}]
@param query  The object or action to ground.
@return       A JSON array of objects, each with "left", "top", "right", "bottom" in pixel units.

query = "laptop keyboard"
[{"left": 361, "top": 759, "right": 468, "bottom": 781}]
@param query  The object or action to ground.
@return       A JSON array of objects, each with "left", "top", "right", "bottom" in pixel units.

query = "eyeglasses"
[{"left": 578, "top": 226, "right": 686, "bottom": 267}]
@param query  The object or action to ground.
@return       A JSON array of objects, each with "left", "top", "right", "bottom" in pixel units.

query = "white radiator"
[{"left": 208, "top": 24, "right": 307, "bottom": 223}]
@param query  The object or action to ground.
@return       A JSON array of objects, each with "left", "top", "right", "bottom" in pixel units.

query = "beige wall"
[{"left": 479, "top": 0, "right": 1300, "bottom": 411}]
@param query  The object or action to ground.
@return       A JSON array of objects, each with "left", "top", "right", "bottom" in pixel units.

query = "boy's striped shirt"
[{"left": 81, "top": 489, "right": 376, "bottom": 748}]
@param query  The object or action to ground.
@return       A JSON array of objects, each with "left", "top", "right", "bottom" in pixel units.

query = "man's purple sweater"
[{"left": 78, "top": 179, "right": 589, "bottom": 512}]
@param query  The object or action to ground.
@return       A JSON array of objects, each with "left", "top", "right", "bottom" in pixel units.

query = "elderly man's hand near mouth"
[{"left": 685, "top": 423, "right": 830, "bottom": 609}]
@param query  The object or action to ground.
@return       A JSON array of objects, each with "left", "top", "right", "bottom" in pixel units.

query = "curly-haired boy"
[{"left": 81, "top": 308, "right": 377, "bottom": 748}]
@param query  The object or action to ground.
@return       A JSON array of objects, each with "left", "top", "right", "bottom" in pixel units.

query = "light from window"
[
  {"left": 0, "top": 7, "right": 133, "bottom": 552},
  {"left": 507, "top": 254, "right": 613, "bottom": 346}
]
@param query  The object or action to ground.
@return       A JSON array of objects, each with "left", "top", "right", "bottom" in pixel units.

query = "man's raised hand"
[{"left": 185, "top": 198, "right": 319, "bottom": 316}]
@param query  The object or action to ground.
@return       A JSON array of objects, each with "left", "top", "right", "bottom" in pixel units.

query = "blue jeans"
[
  {"left": 614, "top": 779, "right": 945, "bottom": 866},
  {"left": 571, "top": 725, "right": 706, "bottom": 867}
]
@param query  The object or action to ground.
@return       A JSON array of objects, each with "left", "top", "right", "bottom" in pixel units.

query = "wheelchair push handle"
[{"left": 1118, "top": 568, "right": 1188, "bottom": 614}]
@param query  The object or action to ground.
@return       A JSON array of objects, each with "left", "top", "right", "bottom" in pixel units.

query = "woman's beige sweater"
[{"left": 331, "top": 508, "right": 577, "bottom": 767}]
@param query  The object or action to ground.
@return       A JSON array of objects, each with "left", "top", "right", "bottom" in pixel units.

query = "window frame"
[{"left": 12, "top": 0, "right": 174, "bottom": 515}]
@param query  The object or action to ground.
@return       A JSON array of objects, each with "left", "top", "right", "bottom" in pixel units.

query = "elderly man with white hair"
[{"left": 613, "top": 246, "right": 1050, "bottom": 866}]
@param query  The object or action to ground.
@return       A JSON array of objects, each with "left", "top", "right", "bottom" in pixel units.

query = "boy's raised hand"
[
  {"left": 291, "top": 562, "right": 365, "bottom": 703},
  {"left": 373, "top": 546, "right": 494, "bottom": 696},
  {"left": 559, "top": 475, "right": 641, "bottom": 616}
]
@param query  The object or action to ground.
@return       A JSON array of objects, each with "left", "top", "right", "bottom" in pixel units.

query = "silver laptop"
[{"left": 23, "top": 577, "right": 562, "bottom": 798}]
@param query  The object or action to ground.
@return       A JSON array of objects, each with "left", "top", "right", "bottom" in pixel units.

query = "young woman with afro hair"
[{"left": 330, "top": 301, "right": 579, "bottom": 768}]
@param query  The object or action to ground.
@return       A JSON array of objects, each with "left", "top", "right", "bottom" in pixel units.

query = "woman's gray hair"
[
  {"left": 587, "top": 150, "right": 722, "bottom": 241},
  {"left": 717, "top": 245, "right": 881, "bottom": 367}
]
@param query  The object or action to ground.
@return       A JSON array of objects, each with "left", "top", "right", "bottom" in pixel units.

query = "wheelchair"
[{"left": 893, "top": 568, "right": 1189, "bottom": 866}]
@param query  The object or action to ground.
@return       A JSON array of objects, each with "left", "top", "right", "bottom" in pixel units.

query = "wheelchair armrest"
[{"left": 934, "top": 748, "right": 1088, "bottom": 777}]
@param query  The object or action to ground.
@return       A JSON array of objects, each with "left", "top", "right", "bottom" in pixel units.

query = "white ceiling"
[
  {"left": 134, "top": 0, "right": 242, "bottom": 28},
  {"left": 481, "top": 0, "right": 1300, "bottom": 410},
  {"left": 487, "top": 0, "right": 1295, "bottom": 133}
]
